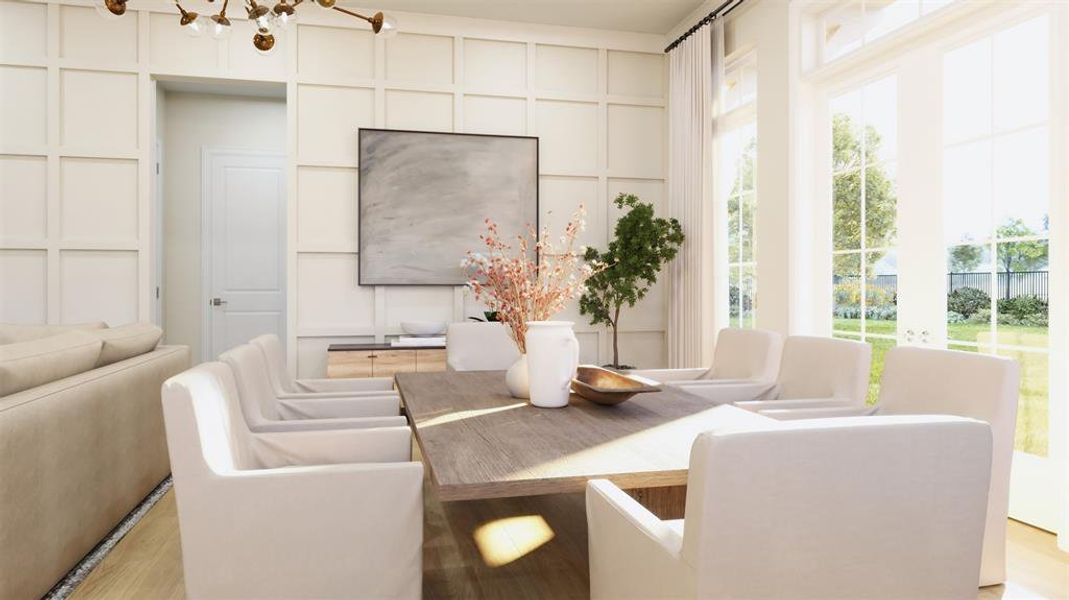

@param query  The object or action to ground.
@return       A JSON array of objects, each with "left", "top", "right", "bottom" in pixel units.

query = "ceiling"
[{"left": 345, "top": 0, "right": 707, "bottom": 34}]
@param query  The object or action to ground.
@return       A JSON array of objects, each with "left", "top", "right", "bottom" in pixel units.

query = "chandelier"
[{"left": 96, "top": 0, "right": 397, "bottom": 54}]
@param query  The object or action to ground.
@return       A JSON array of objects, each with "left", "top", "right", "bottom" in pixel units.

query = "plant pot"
[
  {"left": 525, "top": 321, "right": 580, "bottom": 408},
  {"left": 505, "top": 354, "right": 530, "bottom": 399}
]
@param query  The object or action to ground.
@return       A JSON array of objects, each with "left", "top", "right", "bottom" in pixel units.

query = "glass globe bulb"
[
  {"left": 273, "top": 9, "right": 295, "bottom": 29},
  {"left": 253, "top": 32, "right": 276, "bottom": 55},
  {"left": 210, "top": 17, "right": 232, "bottom": 40},
  {"left": 254, "top": 12, "right": 273, "bottom": 34},
  {"left": 184, "top": 14, "right": 208, "bottom": 38},
  {"left": 95, "top": 0, "right": 125, "bottom": 20},
  {"left": 377, "top": 13, "right": 398, "bottom": 38}
]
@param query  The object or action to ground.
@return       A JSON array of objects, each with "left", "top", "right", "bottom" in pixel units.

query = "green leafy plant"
[
  {"left": 580, "top": 193, "right": 684, "bottom": 369},
  {"left": 947, "top": 286, "right": 990, "bottom": 319}
]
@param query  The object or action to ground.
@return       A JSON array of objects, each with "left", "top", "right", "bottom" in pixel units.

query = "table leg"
[{"left": 625, "top": 485, "right": 687, "bottom": 520}]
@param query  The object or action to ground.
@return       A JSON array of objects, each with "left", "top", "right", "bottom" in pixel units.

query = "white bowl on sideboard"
[{"left": 400, "top": 321, "right": 448, "bottom": 336}]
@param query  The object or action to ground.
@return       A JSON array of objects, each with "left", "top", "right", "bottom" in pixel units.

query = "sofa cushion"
[
  {"left": 91, "top": 323, "right": 163, "bottom": 368},
  {"left": 0, "top": 332, "right": 103, "bottom": 396},
  {"left": 0, "top": 322, "right": 108, "bottom": 345}
]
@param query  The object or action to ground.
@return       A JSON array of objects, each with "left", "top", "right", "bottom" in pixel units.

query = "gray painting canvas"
[{"left": 359, "top": 129, "right": 538, "bottom": 285}]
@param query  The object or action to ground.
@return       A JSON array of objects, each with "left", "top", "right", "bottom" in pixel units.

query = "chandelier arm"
[{"left": 330, "top": 5, "right": 373, "bottom": 23}]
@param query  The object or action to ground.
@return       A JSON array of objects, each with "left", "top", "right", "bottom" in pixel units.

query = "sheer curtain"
[{"left": 667, "top": 20, "right": 725, "bottom": 368}]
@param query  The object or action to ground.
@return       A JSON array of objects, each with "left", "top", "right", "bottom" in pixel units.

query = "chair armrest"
[
  {"left": 757, "top": 405, "right": 879, "bottom": 420},
  {"left": 625, "top": 368, "right": 708, "bottom": 383},
  {"left": 251, "top": 426, "right": 412, "bottom": 467},
  {"left": 672, "top": 381, "right": 777, "bottom": 404},
  {"left": 734, "top": 398, "right": 864, "bottom": 412},
  {"left": 277, "top": 396, "right": 401, "bottom": 419},
  {"left": 199, "top": 462, "right": 424, "bottom": 599},
  {"left": 295, "top": 377, "right": 395, "bottom": 393},
  {"left": 248, "top": 415, "right": 407, "bottom": 433},
  {"left": 586, "top": 480, "right": 689, "bottom": 599},
  {"left": 278, "top": 389, "right": 400, "bottom": 400}
]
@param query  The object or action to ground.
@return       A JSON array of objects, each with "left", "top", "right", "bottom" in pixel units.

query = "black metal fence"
[{"left": 847, "top": 271, "right": 1049, "bottom": 301}]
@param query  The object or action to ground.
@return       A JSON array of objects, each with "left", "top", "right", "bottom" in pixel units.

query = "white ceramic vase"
[
  {"left": 505, "top": 354, "right": 530, "bottom": 399},
  {"left": 525, "top": 321, "right": 580, "bottom": 409}
]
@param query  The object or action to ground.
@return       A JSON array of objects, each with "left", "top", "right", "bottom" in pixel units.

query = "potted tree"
[{"left": 580, "top": 193, "right": 684, "bottom": 370}]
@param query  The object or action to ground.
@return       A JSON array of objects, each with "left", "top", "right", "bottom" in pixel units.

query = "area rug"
[{"left": 42, "top": 476, "right": 174, "bottom": 600}]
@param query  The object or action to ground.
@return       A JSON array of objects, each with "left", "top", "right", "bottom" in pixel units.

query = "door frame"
[{"left": 200, "top": 147, "right": 287, "bottom": 361}]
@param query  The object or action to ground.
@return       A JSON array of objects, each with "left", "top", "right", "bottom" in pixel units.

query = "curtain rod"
[{"left": 664, "top": 0, "right": 746, "bottom": 53}]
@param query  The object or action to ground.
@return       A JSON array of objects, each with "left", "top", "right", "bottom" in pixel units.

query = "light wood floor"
[{"left": 70, "top": 482, "right": 1069, "bottom": 599}]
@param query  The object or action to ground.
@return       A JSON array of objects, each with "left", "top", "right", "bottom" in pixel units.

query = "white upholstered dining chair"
[
  {"left": 629, "top": 328, "right": 782, "bottom": 402},
  {"left": 250, "top": 334, "right": 396, "bottom": 394},
  {"left": 758, "top": 346, "right": 1019, "bottom": 587},
  {"left": 221, "top": 343, "right": 405, "bottom": 432},
  {"left": 586, "top": 415, "right": 993, "bottom": 599},
  {"left": 446, "top": 322, "right": 521, "bottom": 371},
  {"left": 683, "top": 335, "right": 871, "bottom": 408},
  {"left": 162, "top": 362, "right": 423, "bottom": 599},
  {"left": 679, "top": 333, "right": 872, "bottom": 408}
]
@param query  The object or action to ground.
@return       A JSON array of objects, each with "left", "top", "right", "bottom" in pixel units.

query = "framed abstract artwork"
[{"left": 358, "top": 128, "right": 539, "bottom": 285}]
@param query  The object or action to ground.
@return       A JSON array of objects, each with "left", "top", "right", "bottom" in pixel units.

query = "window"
[
  {"left": 720, "top": 56, "right": 758, "bottom": 329},
  {"left": 820, "top": 0, "right": 959, "bottom": 64},
  {"left": 721, "top": 122, "right": 757, "bottom": 328},
  {"left": 814, "top": 0, "right": 1062, "bottom": 535},
  {"left": 830, "top": 75, "right": 898, "bottom": 403},
  {"left": 942, "top": 15, "right": 1050, "bottom": 455}
]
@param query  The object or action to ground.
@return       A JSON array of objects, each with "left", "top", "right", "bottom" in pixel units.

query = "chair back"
[
  {"left": 703, "top": 328, "right": 783, "bottom": 381},
  {"left": 250, "top": 334, "right": 295, "bottom": 394},
  {"left": 162, "top": 362, "right": 257, "bottom": 481},
  {"left": 776, "top": 336, "right": 871, "bottom": 403},
  {"left": 220, "top": 343, "right": 282, "bottom": 424},
  {"left": 446, "top": 322, "right": 521, "bottom": 371},
  {"left": 877, "top": 346, "right": 1019, "bottom": 586},
  {"left": 681, "top": 416, "right": 992, "bottom": 599}
]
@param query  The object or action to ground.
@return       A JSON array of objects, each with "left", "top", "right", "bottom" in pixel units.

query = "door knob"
[{"left": 211, "top": 297, "right": 228, "bottom": 306}]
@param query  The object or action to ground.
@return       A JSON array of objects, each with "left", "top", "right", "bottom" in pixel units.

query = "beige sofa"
[{"left": 0, "top": 322, "right": 189, "bottom": 600}]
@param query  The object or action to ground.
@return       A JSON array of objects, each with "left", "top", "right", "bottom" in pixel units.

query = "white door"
[
  {"left": 202, "top": 149, "right": 286, "bottom": 360},
  {"left": 825, "top": 6, "right": 1064, "bottom": 534}
]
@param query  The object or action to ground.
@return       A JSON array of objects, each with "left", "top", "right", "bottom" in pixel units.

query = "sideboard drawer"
[
  {"left": 328, "top": 345, "right": 447, "bottom": 378},
  {"left": 371, "top": 350, "right": 418, "bottom": 377},
  {"left": 327, "top": 350, "right": 374, "bottom": 378}
]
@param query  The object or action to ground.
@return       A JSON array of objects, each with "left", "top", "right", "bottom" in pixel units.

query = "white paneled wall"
[{"left": 0, "top": 0, "right": 667, "bottom": 374}]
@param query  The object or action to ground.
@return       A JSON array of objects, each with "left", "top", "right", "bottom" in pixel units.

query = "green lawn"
[{"left": 833, "top": 318, "right": 1049, "bottom": 456}]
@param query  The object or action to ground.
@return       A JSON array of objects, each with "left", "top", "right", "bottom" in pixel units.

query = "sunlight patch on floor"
[{"left": 473, "top": 515, "right": 555, "bottom": 567}]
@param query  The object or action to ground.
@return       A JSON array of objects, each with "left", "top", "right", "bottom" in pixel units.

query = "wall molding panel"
[{"left": 0, "top": 0, "right": 668, "bottom": 374}]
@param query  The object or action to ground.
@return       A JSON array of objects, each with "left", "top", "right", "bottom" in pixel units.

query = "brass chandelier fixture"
[{"left": 96, "top": 0, "right": 397, "bottom": 54}]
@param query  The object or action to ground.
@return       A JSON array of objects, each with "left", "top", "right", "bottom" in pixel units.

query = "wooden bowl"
[{"left": 571, "top": 365, "right": 662, "bottom": 406}]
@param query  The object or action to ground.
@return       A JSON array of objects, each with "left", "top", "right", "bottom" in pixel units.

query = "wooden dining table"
[
  {"left": 396, "top": 369, "right": 773, "bottom": 517},
  {"left": 395, "top": 370, "right": 775, "bottom": 598}
]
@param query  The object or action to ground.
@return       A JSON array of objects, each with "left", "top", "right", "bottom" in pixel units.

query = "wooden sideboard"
[{"left": 326, "top": 343, "right": 447, "bottom": 378}]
